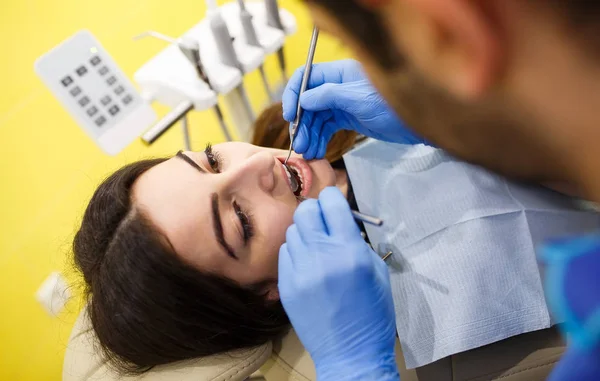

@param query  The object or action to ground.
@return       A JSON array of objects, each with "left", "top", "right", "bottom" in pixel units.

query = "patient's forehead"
[{"left": 132, "top": 157, "right": 225, "bottom": 274}]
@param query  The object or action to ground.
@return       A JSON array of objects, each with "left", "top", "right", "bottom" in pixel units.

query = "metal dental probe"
[
  {"left": 177, "top": 38, "right": 233, "bottom": 141},
  {"left": 284, "top": 26, "right": 319, "bottom": 167},
  {"left": 297, "top": 196, "right": 383, "bottom": 227}
]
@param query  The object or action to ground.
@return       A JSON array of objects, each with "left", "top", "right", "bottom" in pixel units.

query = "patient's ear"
[{"left": 265, "top": 281, "right": 280, "bottom": 301}]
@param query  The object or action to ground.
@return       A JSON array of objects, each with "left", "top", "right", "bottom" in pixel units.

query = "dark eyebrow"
[
  {"left": 211, "top": 193, "right": 237, "bottom": 259},
  {"left": 176, "top": 152, "right": 235, "bottom": 258},
  {"left": 175, "top": 150, "right": 205, "bottom": 173}
]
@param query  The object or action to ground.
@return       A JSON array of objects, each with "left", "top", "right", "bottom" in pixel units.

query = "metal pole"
[
  {"left": 181, "top": 114, "right": 191, "bottom": 150},
  {"left": 212, "top": 104, "right": 232, "bottom": 141}
]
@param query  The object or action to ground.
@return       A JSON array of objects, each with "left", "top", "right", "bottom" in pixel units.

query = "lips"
[{"left": 276, "top": 157, "right": 313, "bottom": 197}]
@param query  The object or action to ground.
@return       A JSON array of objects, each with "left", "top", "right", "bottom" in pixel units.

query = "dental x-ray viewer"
[{"left": 278, "top": 1, "right": 600, "bottom": 380}]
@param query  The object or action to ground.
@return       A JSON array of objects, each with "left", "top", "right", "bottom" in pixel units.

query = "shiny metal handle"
[
  {"left": 290, "top": 26, "right": 319, "bottom": 139},
  {"left": 351, "top": 210, "right": 384, "bottom": 227},
  {"left": 141, "top": 101, "right": 194, "bottom": 144}
]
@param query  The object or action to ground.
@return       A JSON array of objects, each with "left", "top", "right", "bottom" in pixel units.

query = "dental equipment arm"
[
  {"left": 177, "top": 38, "right": 233, "bottom": 141},
  {"left": 206, "top": 0, "right": 255, "bottom": 121},
  {"left": 142, "top": 101, "right": 194, "bottom": 144},
  {"left": 134, "top": 31, "right": 233, "bottom": 143},
  {"left": 279, "top": 187, "right": 400, "bottom": 381},
  {"left": 237, "top": 0, "right": 274, "bottom": 102},
  {"left": 264, "top": 0, "right": 287, "bottom": 82},
  {"left": 282, "top": 59, "right": 427, "bottom": 160}
]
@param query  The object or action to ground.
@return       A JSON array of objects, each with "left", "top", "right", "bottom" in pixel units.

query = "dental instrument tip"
[
  {"left": 382, "top": 251, "right": 393, "bottom": 261},
  {"left": 284, "top": 135, "right": 295, "bottom": 165}
]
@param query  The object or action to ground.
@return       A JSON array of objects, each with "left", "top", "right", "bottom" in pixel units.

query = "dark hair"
[
  {"left": 251, "top": 102, "right": 363, "bottom": 161},
  {"left": 73, "top": 159, "right": 288, "bottom": 374},
  {"left": 307, "top": 0, "right": 600, "bottom": 63},
  {"left": 541, "top": 1, "right": 600, "bottom": 55},
  {"left": 304, "top": 0, "right": 402, "bottom": 69}
]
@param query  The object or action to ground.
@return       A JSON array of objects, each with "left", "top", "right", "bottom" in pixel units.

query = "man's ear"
[{"left": 381, "top": 0, "right": 503, "bottom": 99}]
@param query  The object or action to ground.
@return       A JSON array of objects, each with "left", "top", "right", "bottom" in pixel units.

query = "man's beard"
[{"left": 376, "top": 63, "right": 567, "bottom": 184}]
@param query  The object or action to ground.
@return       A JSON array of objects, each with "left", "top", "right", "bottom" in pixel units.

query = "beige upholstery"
[
  {"left": 63, "top": 310, "right": 272, "bottom": 381},
  {"left": 63, "top": 309, "right": 402, "bottom": 381},
  {"left": 260, "top": 330, "right": 406, "bottom": 381},
  {"left": 260, "top": 329, "right": 317, "bottom": 381}
]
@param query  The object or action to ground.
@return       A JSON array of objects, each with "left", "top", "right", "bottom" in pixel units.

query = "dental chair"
[{"left": 63, "top": 308, "right": 408, "bottom": 381}]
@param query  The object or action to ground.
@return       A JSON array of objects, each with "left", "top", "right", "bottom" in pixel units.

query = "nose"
[{"left": 223, "top": 151, "right": 276, "bottom": 194}]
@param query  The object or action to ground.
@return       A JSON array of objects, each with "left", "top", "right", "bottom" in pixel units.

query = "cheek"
[
  {"left": 253, "top": 202, "right": 295, "bottom": 277},
  {"left": 308, "top": 159, "right": 337, "bottom": 196}
]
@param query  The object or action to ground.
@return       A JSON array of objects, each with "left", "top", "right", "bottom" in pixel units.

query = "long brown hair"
[
  {"left": 73, "top": 159, "right": 288, "bottom": 374},
  {"left": 251, "top": 102, "right": 361, "bottom": 161}
]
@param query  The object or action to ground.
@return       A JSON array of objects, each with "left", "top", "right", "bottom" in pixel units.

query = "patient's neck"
[{"left": 334, "top": 169, "right": 349, "bottom": 198}]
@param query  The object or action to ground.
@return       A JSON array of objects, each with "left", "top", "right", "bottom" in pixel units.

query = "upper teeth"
[
  {"left": 283, "top": 164, "right": 303, "bottom": 190},
  {"left": 291, "top": 166, "right": 303, "bottom": 186}
]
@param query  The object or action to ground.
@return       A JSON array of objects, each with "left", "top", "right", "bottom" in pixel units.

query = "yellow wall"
[{"left": 0, "top": 1, "right": 349, "bottom": 379}]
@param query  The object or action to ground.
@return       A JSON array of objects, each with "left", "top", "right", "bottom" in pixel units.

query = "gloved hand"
[
  {"left": 540, "top": 235, "right": 600, "bottom": 381},
  {"left": 278, "top": 187, "right": 399, "bottom": 381},
  {"left": 547, "top": 346, "right": 600, "bottom": 381},
  {"left": 282, "top": 59, "right": 426, "bottom": 160}
]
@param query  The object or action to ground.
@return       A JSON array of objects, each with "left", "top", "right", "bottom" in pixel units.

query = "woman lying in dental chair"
[{"left": 69, "top": 103, "right": 599, "bottom": 381}]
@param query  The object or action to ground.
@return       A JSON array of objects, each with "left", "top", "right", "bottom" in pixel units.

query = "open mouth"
[
  {"left": 277, "top": 157, "right": 312, "bottom": 197},
  {"left": 283, "top": 164, "right": 303, "bottom": 196}
]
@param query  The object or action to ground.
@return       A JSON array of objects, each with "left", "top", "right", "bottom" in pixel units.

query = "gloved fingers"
[
  {"left": 303, "top": 113, "right": 328, "bottom": 160},
  {"left": 277, "top": 243, "right": 296, "bottom": 297},
  {"left": 283, "top": 61, "right": 358, "bottom": 122},
  {"left": 292, "top": 113, "right": 313, "bottom": 154},
  {"left": 315, "top": 122, "right": 338, "bottom": 159},
  {"left": 300, "top": 81, "right": 375, "bottom": 116},
  {"left": 292, "top": 123, "right": 309, "bottom": 153},
  {"left": 294, "top": 111, "right": 328, "bottom": 156},
  {"left": 293, "top": 198, "right": 328, "bottom": 242},
  {"left": 278, "top": 242, "right": 293, "bottom": 272},
  {"left": 282, "top": 68, "right": 304, "bottom": 122},
  {"left": 299, "top": 83, "right": 343, "bottom": 112},
  {"left": 318, "top": 187, "right": 361, "bottom": 238},
  {"left": 316, "top": 135, "right": 329, "bottom": 161},
  {"left": 284, "top": 224, "right": 305, "bottom": 262},
  {"left": 309, "top": 60, "right": 365, "bottom": 84}
]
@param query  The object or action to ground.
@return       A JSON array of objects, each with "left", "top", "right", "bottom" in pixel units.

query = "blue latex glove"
[
  {"left": 547, "top": 346, "right": 600, "bottom": 381},
  {"left": 540, "top": 235, "right": 600, "bottom": 381},
  {"left": 282, "top": 59, "right": 426, "bottom": 160},
  {"left": 278, "top": 187, "right": 399, "bottom": 381}
]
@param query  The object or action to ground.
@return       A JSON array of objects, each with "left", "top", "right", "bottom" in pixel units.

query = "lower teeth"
[{"left": 288, "top": 167, "right": 303, "bottom": 195}]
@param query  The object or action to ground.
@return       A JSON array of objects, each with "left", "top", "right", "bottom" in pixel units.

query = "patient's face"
[{"left": 133, "top": 142, "right": 336, "bottom": 293}]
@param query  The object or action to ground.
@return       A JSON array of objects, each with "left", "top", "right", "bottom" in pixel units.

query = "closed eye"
[{"left": 233, "top": 201, "right": 254, "bottom": 245}]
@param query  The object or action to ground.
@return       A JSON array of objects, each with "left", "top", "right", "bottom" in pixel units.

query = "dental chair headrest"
[{"left": 63, "top": 309, "right": 272, "bottom": 381}]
